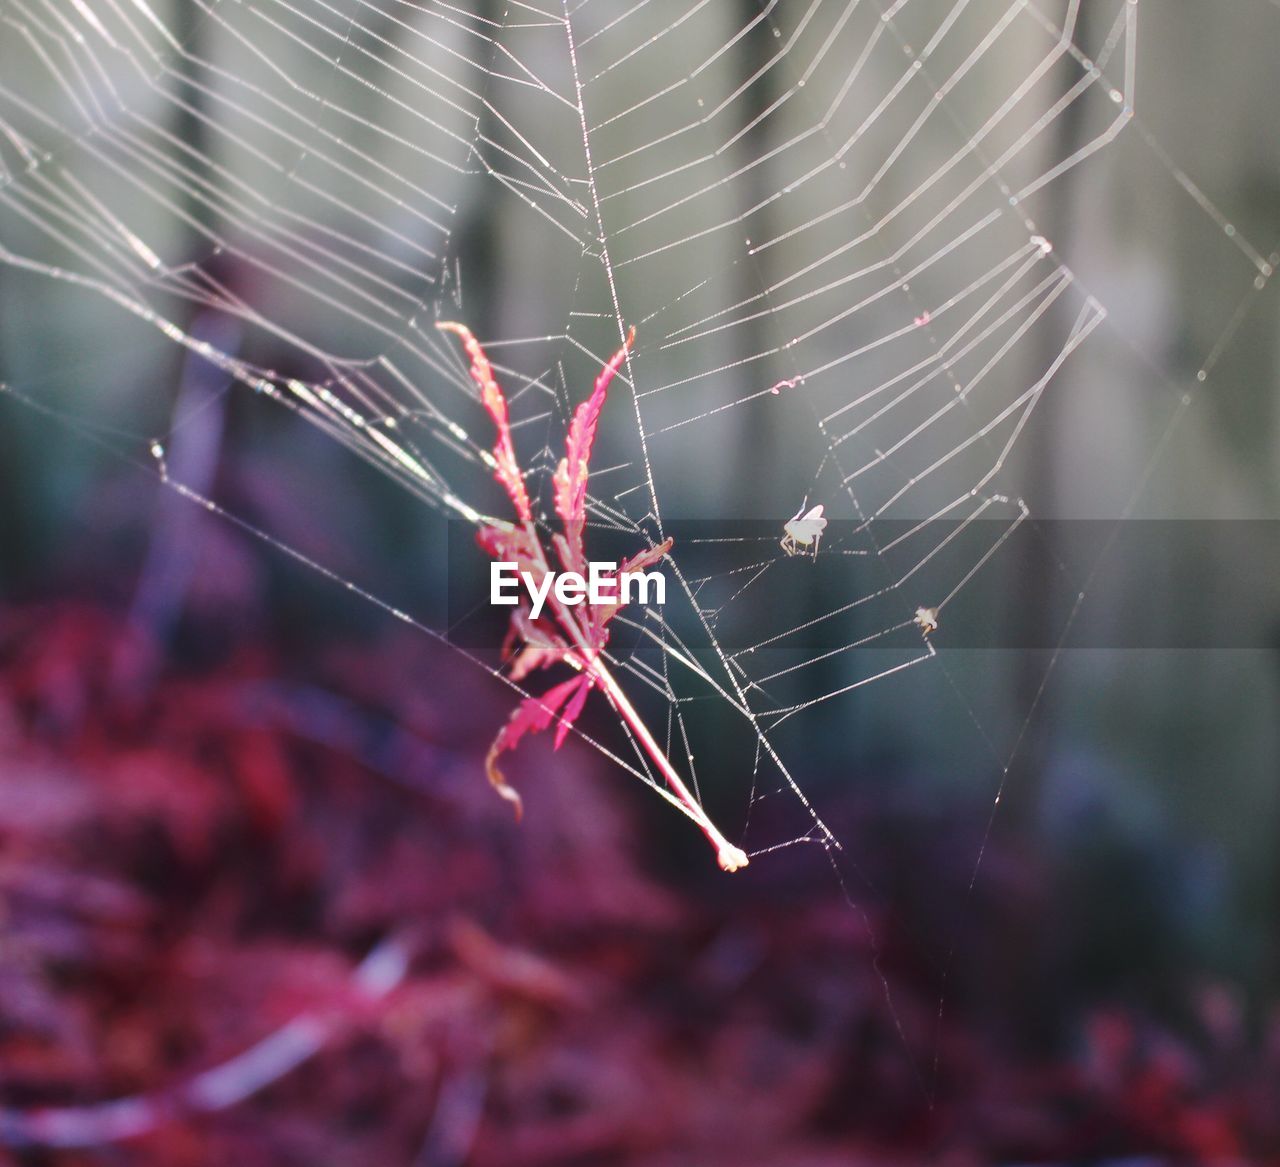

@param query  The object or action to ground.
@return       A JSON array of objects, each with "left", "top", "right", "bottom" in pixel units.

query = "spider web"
[{"left": 0, "top": 0, "right": 1274, "bottom": 1017}]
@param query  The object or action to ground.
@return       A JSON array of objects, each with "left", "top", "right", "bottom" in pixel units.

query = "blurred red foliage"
[{"left": 0, "top": 601, "right": 1276, "bottom": 1166}]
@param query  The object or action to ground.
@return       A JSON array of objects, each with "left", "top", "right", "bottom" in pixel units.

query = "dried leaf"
[
  {"left": 507, "top": 643, "right": 563, "bottom": 682},
  {"left": 552, "top": 673, "right": 593, "bottom": 750},
  {"left": 476, "top": 522, "right": 539, "bottom": 572},
  {"left": 437, "top": 322, "right": 532, "bottom": 522},
  {"left": 485, "top": 675, "right": 592, "bottom": 817},
  {"left": 441, "top": 326, "right": 713, "bottom": 849},
  {"left": 503, "top": 599, "right": 570, "bottom": 681},
  {"left": 595, "top": 537, "right": 674, "bottom": 629},
  {"left": 617, "top": 537, "right": 675, "bottom": 579},
  {"left": 552, "top": 327, "right": 635, "bottom": 573}
]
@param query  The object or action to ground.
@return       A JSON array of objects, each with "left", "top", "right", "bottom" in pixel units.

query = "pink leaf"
[
  {"left": 506, "top": 610, "right": 571, "bottom": 681},
  {"left": 553, "top": 327, "right": 635, "bottom": 573},
  {"left": 438, "top": 322, "right": 532, "bottom": 522},
  {"left": 553, "top": 674, "right": 594, "bottom": 750},
  {"left": 476, "top": 522, "right": 539, "bottom": 572},
  {"left": 594, "top": 536, "right": 674, "bottom": 629},
  {"left": 618, "top": 536, "right": 674, "bottom": 579},
  {"left": 507, "top": 643, "right": 563, "bottom": 682},
  {"left": 485, "top": 675, "right": 591, "bottom": 818}
]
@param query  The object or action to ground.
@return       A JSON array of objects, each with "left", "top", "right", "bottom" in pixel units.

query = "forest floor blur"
[{"left": 0, "top": 599, "right": 1275, "bottom": 1167}]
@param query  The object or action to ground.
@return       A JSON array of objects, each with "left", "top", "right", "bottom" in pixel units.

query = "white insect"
[
  {"left": 914, "top": 606, "right": 939, "bottom": 635},
  {"left": 780, "top": 503, "right": 827, "bottom": 557}
]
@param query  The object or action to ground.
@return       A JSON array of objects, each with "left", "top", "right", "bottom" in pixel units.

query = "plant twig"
[
  {"left": 437, "top": 321, "right": 747, "bottom": 872},
  {"left": 0, "top": 936, "right": 410, "bottom": 1149}
]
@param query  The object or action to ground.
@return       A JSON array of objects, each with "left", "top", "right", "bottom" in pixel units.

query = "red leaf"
[
  {"left": 502, "top": 600, "right": 571, "bottom": 680},
  {"left": 476, "top": 522, "right": 539, "bottom": 572},
  {"left": 594, "top": 536, "right": 674, "bottom": 629},
  {"left": 618, "top": 535, "right": 674, "bottom": 579},
  {"left": 485, "top": 675, "right": 592, "bottom": 817},
  {"left": 442, "top": 326, "right": 694, "bottom": 827},
  {"left": 438, "top": 322, "right": 532, "bottom": 522},
  {"left": 508, "top": 642, "right": 563, "bottom": 682},
  {"left": 552, "top": 327, "right": 635, "bottom": 573},
  {"left": 507, "top": 616, "right": 571, "bottom": 681},
  {"left": 553, "top": 674, "right": 593, "bottom": 750}
]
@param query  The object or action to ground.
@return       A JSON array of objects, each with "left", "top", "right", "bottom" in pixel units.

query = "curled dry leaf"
[{"left": 484, "top": 676, "right": 593, "bottom": 816}]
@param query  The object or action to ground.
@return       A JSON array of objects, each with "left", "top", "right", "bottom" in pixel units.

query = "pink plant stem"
[
  {"left": 585, "top": 653, "right": 749, "bottom": 873},
  {"left": 525, "top": 521, "right": 748, "bottom": 872}
]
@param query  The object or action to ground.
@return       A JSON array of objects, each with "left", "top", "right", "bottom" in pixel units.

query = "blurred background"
[{"left": 0, "top": 1, "right": 1277, "bottom": 1163}]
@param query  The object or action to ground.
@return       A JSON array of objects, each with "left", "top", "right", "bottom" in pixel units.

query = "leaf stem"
[
  {"left": 586, "top": 652, "right": 749, "bottom": 872},
  {"left": 530, "top": 522, "right": 747, "bottom": 872}
]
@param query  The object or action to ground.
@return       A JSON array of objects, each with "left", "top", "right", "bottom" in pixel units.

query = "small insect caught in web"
[
  {"left": 914, "top": 606, "right": 939, "bottom": 635},
  {"left": 781, "top": 503, "right": 827, "bottom": 557}
]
